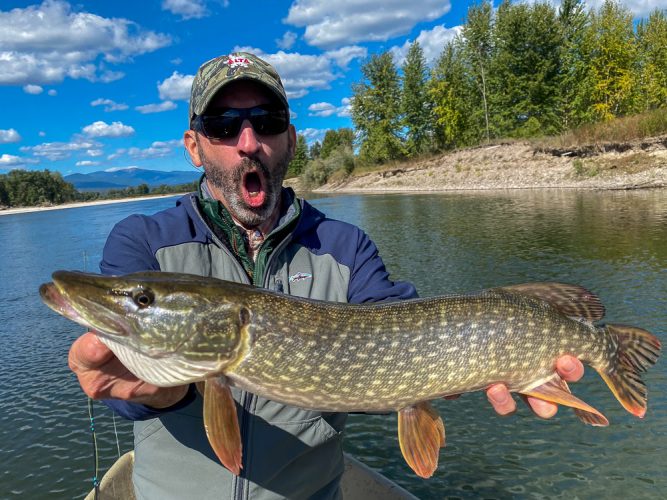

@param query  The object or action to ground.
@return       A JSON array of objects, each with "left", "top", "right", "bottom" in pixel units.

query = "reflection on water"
[{"left": 1, "top": 190, "right": 665, "bottom": 498}]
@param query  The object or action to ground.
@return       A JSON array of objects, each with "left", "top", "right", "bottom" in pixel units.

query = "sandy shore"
[
  {"left": 304, "top": 137, "right": 667, "bottom": 193},
  {"left": 0, "top": 194, "right": 182, "bottom": 217}
]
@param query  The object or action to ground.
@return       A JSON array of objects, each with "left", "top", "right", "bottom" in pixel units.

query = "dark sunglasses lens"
[
  {"left": 248, "top": 108, "right": 289, "bottom": 135},
  {"left": 197, "top": 107, "right": 288, "bottom": 139},
  {"left": 200, "top": 112, "right": 242, "bottom": 139}
]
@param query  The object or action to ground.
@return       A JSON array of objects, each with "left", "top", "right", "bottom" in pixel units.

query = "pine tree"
[
  {"left": 559, "top": 0, "right": 590, "bottom": 128},
  {"left": 401, "top": 41, "right": 432, "bottom": 157},
  {"left": 351, "top": 52, "right": 405, "bottom": 164},
  {"left": 461, "top": 1, "right": 494, "bottom": 142},
  {"left": 287, "top": 134, "right": 308, "bottom": 177}
]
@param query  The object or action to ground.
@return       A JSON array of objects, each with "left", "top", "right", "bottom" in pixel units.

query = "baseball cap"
[{"left": 189, "top": 52, "right": 288, "bottom": 125}]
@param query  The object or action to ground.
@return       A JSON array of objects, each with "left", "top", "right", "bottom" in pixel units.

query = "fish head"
[{"left": 40, "top": 270, "right": 252, "bottom": 386}]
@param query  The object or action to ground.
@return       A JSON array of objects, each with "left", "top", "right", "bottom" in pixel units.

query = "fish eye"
[{"left": 133, "top": 288, "right": 154, "bottom": 309}]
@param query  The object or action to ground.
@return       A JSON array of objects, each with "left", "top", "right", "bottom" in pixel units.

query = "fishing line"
[
  {"left": 88, "top": 397, "right": 100, "bottom": 500},
  {"left": 82, "top": 250, "right": 100, "bottom": 499}
]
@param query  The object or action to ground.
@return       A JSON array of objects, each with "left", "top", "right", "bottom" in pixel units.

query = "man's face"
[{"left": 185, "top": 80, "right": 295, "bottom": 228}]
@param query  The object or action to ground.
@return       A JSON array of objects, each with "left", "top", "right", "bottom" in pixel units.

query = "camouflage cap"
[{"left": 189, "top": 52, "right": 288, "bottom": 124}]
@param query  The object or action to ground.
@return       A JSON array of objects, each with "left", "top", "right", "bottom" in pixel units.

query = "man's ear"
[
  {"left": 287, "top": 124, "right": 297, "bottom": 160},
  {"left": 184, "top": 129, "right": 202, "bottom": 167}
]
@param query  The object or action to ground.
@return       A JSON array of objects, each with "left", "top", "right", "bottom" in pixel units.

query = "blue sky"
[{"left": 1, "top": 1, "right": 664, "bottom": 175}]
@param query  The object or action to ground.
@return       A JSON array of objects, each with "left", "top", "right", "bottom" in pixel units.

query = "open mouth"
[{"left": 242, "top": 170, "right": 266, "bottom": 208}]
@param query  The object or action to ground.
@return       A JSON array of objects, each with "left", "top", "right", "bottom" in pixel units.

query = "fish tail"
[{"left": 597, "top": 324, "right": 661, "bottom": 418}]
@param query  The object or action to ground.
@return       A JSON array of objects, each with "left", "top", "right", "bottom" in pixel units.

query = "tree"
[
  {"left": 320, "top": 128, "right": 354, "bottom": 159},
  {"left": 351, "top": 52, "right": 405, "bottom": 164},
  {"left": 585, "top": 0, "right": 638, "bottom": 121},
  {"left": 429, "top": 40, "right": 476, "bottom": 149},
  {"left": 461, "top": 1, "right": 494, "bottom": 142},
  {"left": 309, "top": 141, "right": 321, "bottom": 160},
  {"left": 401, "top": 41, "right": 432, "bottom": 156},
  {"left": 636, "top": 10, "right": 667, "bottom": 111},
  {"left": 288, "top": 134, "right": 308, "bottom": 177},
  {"left": 490, "top": 1, "right": 564, "bottom": 137},
  {"left": 559, "top": 0, "right": 590, "bottom": 128}
]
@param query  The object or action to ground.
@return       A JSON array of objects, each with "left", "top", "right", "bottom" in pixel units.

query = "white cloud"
[
  {"left": 158, "top": 71, "right": 194, "bottom": 101},
  {"left": 38, "top": 131, "right": 46, "bottom": 137},
  {"left": 126, "top": 139, "right": 183, "bottom": 159},
  {"left": 298, "top": 127, "right": 326, "bottom": 144},
  {"left": 276, "top": 31, "right": 298, "bottom": 50},
  {"left": 308, "top": 97, "right": 351, "bottom": 118},
  {"left": 390, "top": 25, "right": 462, "bottom": 65},
  {"left": 162, "top": 0, "right": 208, "bottom": 19},
  {"left": 82, "top": 121, "right": 135, "bottom": 138},
  {"left": 0, "top": 0, "right": 171, "bottom": 85},
  {"left": 75, "top": 160, "right": 99, "bottom": 167},
  {"left": 0, "top": 153, "right": 30, "bottom": 168},
  {"left": 235, "top": 47, "right": 343, "bottom": 99},
  {"left": 48, "top": 89, "right": 57, "bottom": 96},
  {"left": 86, "top": 149, "right": 104, "bottom": 157},
  {"left": 23, "top": 84, "right": 43, "bottom": 94},
  {"left": 135, "top": 101, "right": 178, "bottom": 114},
  {"left": 325, "top": 46, "right": 368, "bottom": 69},
  {"left": 0, "top": 129, "right": 21, "bottom": 143},
  {"left": 21, "top": 139, "right": 101, "bottom": 161},
  {"left": 91, "top": 98, "right": 129, "bottom": 112},
  {"left": 285, "top": 0, "right": 452, "bottom": 48}
]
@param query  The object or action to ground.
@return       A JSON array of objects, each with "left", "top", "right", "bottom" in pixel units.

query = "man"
[{"left": 68, "top": 52, "right": 584, "bottom": 499}]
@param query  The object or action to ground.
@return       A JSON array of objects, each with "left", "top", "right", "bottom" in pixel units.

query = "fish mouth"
[
  {"left": 242, "top": 169, "right": 266, "bottom": 208},
  {"left": 40, "top": 271, "right": 131, "bottom": 337}
]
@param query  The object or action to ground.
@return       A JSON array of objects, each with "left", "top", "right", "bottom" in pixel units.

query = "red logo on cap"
[{"left": 226, "top": 56, "right": 251, "bottom": 69}]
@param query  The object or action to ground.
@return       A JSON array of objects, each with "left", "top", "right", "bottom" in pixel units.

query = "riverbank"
[
  {"left": 302, "top": 135, "right": 667, "bottom": 193},
  {"left": 0, "top": 193, "right": 182, "bottom": 217}
]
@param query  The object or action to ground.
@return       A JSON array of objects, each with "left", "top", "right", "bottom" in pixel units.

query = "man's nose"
[{"left": 237, "top": 120, "right": 261, "bottom": 155}]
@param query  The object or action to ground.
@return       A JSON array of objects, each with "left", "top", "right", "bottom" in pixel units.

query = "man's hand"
[
  {"left": 69, "top": 332, "right": 189, "bottom": 409},
  {"left": 486, "top": 355, "right": 584, "bottom": 418}
]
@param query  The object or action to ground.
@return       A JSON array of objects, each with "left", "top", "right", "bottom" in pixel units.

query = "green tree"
[
  {"left": 429, "top": 40, "right": 476, "bottom": 149},
  {"left": 351, "top": 52, "right": 405, "bottom": 164},
  {"left": 320, "top": 128, "right": 354, "bottom": 159},
  {"left": 288, "top": 134, "right": 308, "bottom": 177},
  {"left": 584, "top": 0, "right": 638, "bottom": 121},
  {"left": 461, "top": 1, "right": 494, "bottom": 142},
  {"left": 636, "top": 10, "right": 667, "bottom": 111},
  {"left": 490, "top": 1, "right": 564, "bottom": 137},
  {"left": 309, "top": 141, "right": 321, "bottom": 160},
  {"left": 0, "top": 176, "right": 9, "bottom": 207},
  {"left": 401, "top": 41, "right": 432, "bottom": 156},
  {"left": 559, "top": 0, "right": 590, "bottom": 128}
]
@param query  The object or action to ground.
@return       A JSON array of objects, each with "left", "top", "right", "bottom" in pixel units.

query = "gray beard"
[{"left": 201, "top": 150, "right": 290, "bottom": 228}]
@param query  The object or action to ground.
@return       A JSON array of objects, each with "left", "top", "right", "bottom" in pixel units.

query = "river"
[{"left": 0, "top": 189, "right": 665, "bottom": 499}]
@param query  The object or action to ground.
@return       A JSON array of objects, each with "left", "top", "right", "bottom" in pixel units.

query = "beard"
[{"left": 200, "top": 147, "right": 291, "bottom": 228}]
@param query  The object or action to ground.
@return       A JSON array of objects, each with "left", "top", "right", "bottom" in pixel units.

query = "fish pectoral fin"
[
  {"left": 520, "top": 375, "right": 609, "bottom": 426},
  {"left": 203, "top": 378, "right": 243, "bottom": 475},
  {"left": 397, "top": 401, "right": 445, "bottom": 479}
]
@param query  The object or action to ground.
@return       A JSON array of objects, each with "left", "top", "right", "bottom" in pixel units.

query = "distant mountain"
[{"left": 64, "top": 167, "right": 200, "bottom": 191}]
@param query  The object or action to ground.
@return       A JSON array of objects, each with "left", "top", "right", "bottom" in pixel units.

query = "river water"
[{"left": 0, "top": 189, "right": 665, "bottom": 499}]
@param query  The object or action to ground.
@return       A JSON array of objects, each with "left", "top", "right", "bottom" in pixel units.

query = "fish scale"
[{"left": 40, "top": 271, "right": 661, "bottom": 479}]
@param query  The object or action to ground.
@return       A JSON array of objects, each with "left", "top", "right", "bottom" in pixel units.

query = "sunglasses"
[{"left": 193, "top": 105, "right": 289, "bottom": 139}]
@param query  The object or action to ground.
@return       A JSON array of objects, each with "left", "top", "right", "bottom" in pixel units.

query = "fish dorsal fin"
[
  {"left": 203, "top": 377, "right": 243, "bottom": 475},
  {"left": 397, "top": 401, "right": 446, "bottom": 479},
  {"left": 497, "top": 282, "right": 605, "bottom": 322}
]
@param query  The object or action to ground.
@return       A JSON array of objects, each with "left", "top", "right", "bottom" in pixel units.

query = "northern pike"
[{"left": 40, "top": 271, "right": 661, "bottom": 478}]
